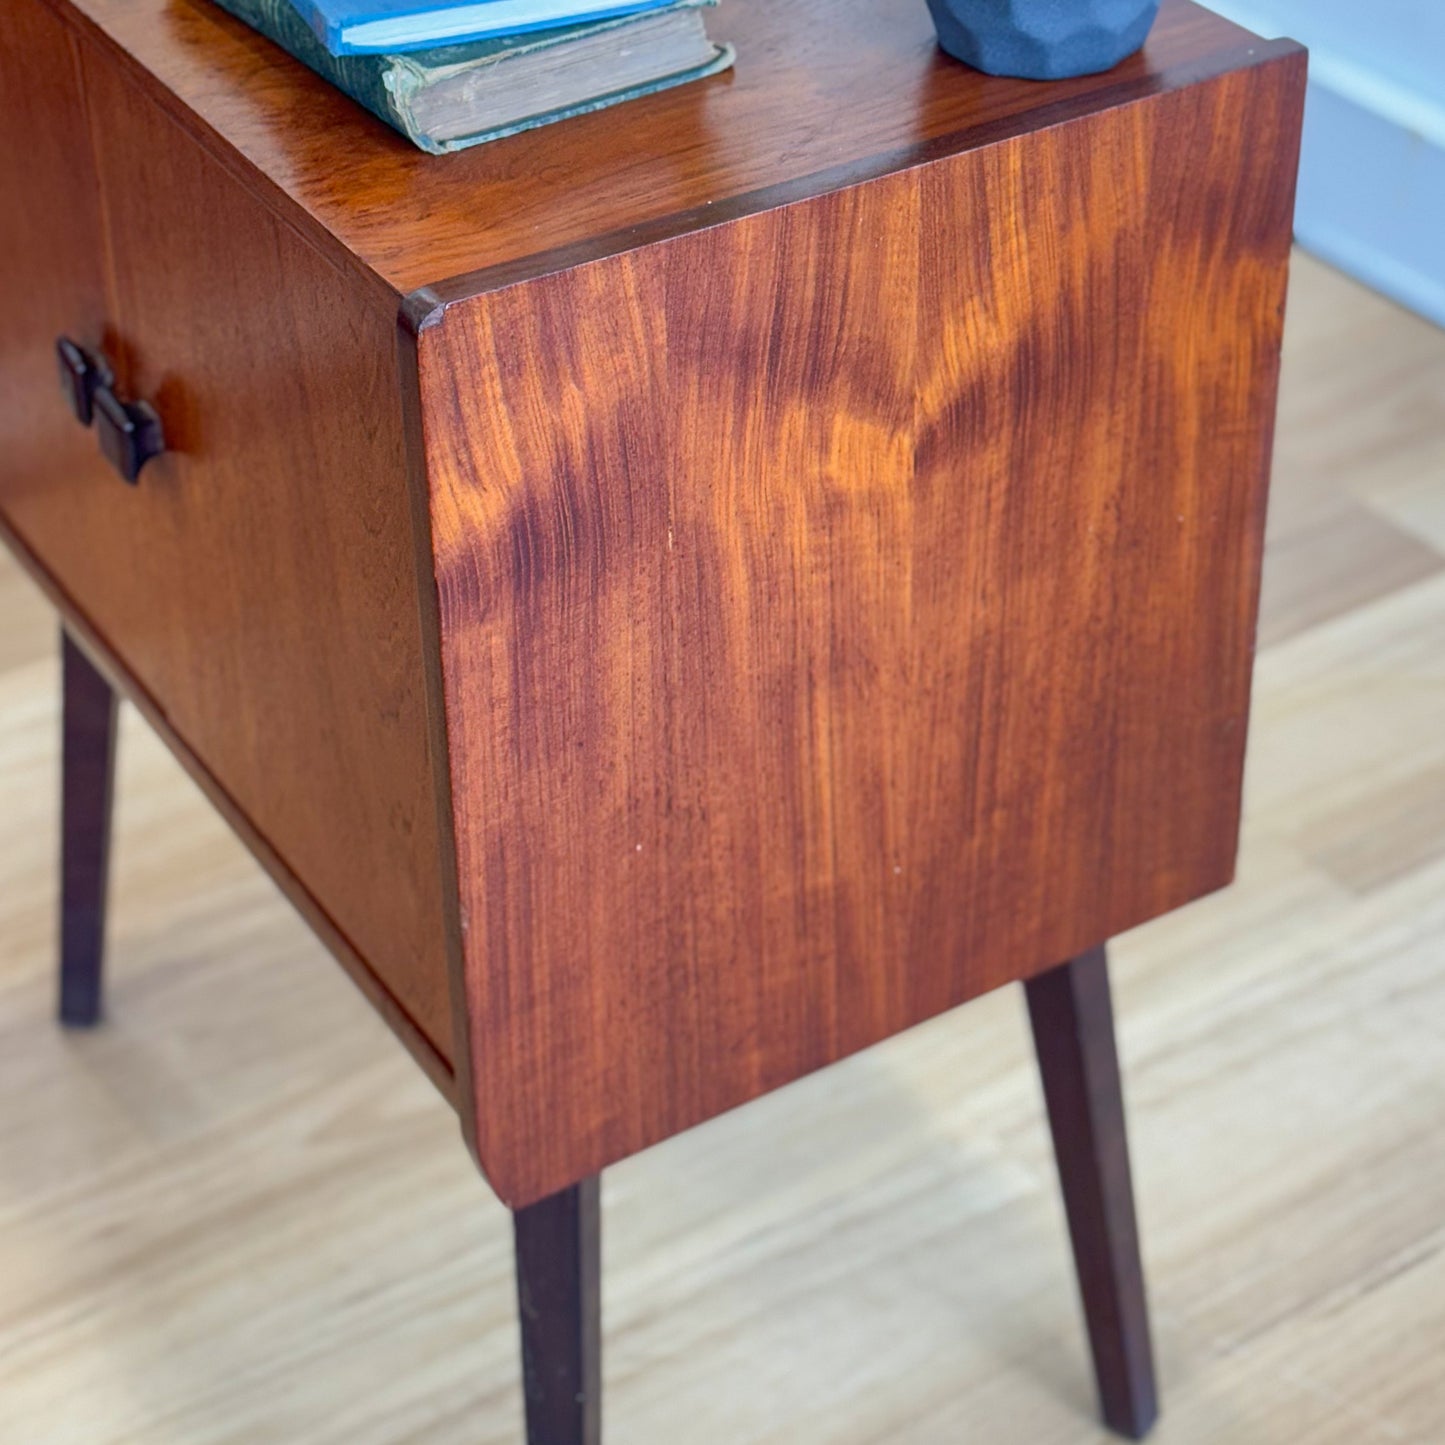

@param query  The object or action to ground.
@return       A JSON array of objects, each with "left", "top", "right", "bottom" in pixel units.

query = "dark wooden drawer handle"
[
  {"left": 55, "top": 336, "right": 113, "bottom": 426},
  {"left": 93, "top": 386, "right": 165, "bottom": 485},
  {"left": 55, "top": 335, "right": 166, "bottom": 484}
]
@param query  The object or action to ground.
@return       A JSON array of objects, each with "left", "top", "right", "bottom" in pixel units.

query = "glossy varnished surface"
[
  {"left": 50, "top": 0, "right": 1265, "bottom": 293},
  {"left": 414, "top": 51, "right": 1306, "bottom": 1204}
]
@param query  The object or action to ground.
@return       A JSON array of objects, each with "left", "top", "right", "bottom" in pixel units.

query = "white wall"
[{"left": 1203, "top": 0, "right": 1445, "bottom": 328}]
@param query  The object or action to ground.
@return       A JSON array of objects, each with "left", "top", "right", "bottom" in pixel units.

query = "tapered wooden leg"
[
  {"left": 514, "top": 1176, "right": 601, "bottom": 1445},
  {"left": 1026, "top": 946, "right": 1158, "bottom": 1439},
  {"left": 58, "top": 629, "right": 118, "bottom": 1028}
]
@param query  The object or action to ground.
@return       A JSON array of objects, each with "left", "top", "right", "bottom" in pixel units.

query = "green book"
[{"left": 209, "top": 0, "right": 733, "bottom": 153}]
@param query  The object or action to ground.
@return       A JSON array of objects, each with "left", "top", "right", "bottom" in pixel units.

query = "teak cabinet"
[{"left": 0, "top": 0, "right": 1305, "bottom": 1437}]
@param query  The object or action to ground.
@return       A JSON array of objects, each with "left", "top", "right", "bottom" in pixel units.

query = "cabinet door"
[
  {"left": 0, "top": 0, "right": 142, "bottom": 602},
  {"left": 0, "top": 12, "right": 453, "bottom": 1067}
]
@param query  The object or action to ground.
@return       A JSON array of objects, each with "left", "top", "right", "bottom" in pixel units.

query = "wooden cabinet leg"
[
  {"left": 58, "top": 629, "right": 118, "bottom": 1028},
  {"left": 514, "top": 1176, "right": 601, "bottom": 1445},
  {"left": 1025, "top": 946, "right": 1158, "bottom": 1439}
]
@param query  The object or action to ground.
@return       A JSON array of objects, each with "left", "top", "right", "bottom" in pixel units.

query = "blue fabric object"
[{"left": 926, "top": 0, "right": 1161, "bottom": 80}]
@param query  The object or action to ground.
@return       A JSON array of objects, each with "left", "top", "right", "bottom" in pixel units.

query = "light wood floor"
[{"left": 2, "top": 252, "right": 1443, "bottom": 1444}]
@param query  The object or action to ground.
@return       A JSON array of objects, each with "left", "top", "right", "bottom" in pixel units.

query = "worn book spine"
[
  {"left": 212, "top": 0, "right": 412, "bottom": 133},
  {"left": 207, "top": 0, "right": 733, "bottom": 154}
]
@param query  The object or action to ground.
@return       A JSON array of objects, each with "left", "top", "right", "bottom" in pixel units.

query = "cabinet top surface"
[{"left": 58, "top": 0, "right": 1267, "bottom": 297}]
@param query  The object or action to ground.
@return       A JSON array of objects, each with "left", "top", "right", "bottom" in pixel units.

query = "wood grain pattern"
[
  {"left": 45, "top": 0, "right": 1269, "bottom": 295},
  {"left": 412, "top": 50, "right": 1307, "bottom": 1206},
  {"left": 0, "top": 0, "right": 454, "bottom": 1066}
]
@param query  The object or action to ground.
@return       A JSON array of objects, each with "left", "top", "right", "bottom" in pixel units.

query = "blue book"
[
  {"left": 212, "top": 0, "right": 733, "bottom": 152},
  {"left": 283, "top": 0, "right": 676, "bottom": 53}
]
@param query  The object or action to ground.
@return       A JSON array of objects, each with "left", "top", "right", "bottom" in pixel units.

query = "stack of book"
[{"left": 212, "top": 0, "right": 734, "bottom": 153}]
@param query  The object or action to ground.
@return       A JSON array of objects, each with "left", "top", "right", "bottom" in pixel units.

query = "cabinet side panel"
[{"left": 418, "top": 55, "right": 1306, "bottom": 1206}]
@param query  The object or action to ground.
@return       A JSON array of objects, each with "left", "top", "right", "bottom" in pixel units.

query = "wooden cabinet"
[
  {"left": 0, "top": 0, "right": 1305, "bottom": 1207},
  {"left": 2, "top": 0, "right": 1305, "bottom": 1432}
]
